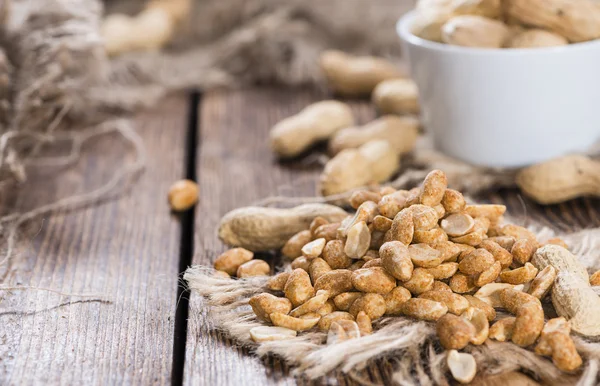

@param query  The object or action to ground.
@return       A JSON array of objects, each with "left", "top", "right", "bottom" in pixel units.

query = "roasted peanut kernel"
[
  {"left": 333, "top": 292, "right": 362, "bottom": 311},
  {"left": 408, "top": 244, "right": 444, "bottom": 268},
  {"left": 349, "top": 293, "right": 386, "bottom": 320},
  {"left": 537, "top": 331, "right": 582, "bottom": 372},
  {"left": 249, "top": 293, "right": 293, "bottom": 322},
  {"left": 302, "top": 238, "right": 326, "bottom": 259},
  {"left": 419, "top": 169, "right": 447, "bottom": 207},
  {"left": 500, "top": 262, "right": 538, "bottom": 285},
  {"left": 389, "top": 208, "right": 414, "bottom": 245},
  {"left": 489, "top": 317, "right": 516, "bottom": 342},
  {"left": 291, "top": 256, "right": 311, "bottom": 271},
  {"left": 441, "top": 189, "right": 466, "bottom": 214},
  {"left": 458, "top": 248, "right": 495, "bottom": 275},
  {"left": 344, "top": 221, "right": 371, "bottom": 259},
  {"left": 213, "top": 270, "right": 231, "bottom": 279},
  {"left": 349, "top": 190, "right": 381, "bottom": 209},
  {"left": 480, "top": 239, "right": 513, "bottom": 268},
  {"left": 590, "top": 270, "right": 600, "bottom": 286},
  {"left": 420, "top": 290, "right": 469, "bottom": 315},
  {"left": 327, "top": 322, "right": 348, "bottom": 344},
  {"left": 270, "top": 312, "right": 320, "bottom": 331},
  {"left": 318, "top": 311, "right": 354, "bottom": 331},
  {"left": 309, "top": 258, "right": 332, "bottom": 283},
  {"left": 464, "top": 204, "right": 506, "bottom": 224},
  {"left": 352, "top": 267, "right": 396, "bottom": 294},
  {"left": 449, "top": 272, "right": 475, "bottom": 294},
  {"left": 383, "top": 286, "right": 412, "bottom": 315},
  {"left": 373, "top": 215, "right": 393, "bottom": 232},
  {"left": 314, "top": 269, "right": 354, "bottom": 298},
  {"left": 322, "top": 240, "right": 352, "bottom": 269},
  {"left": 378, "top": 190, "right": 411, "bottom": 218},
  {"left": 282, "top": 230, "right": 312, "bottom": 259},
  {"left": 528, "top": 265, "right": 557, "bottom": 299},
  {"left": 461, "top": 307, "right": 489, "bottom": 345},
  {"left": 464, "top": 295, "right": 496, "bottom": 322},
  {"left": 168, "top": 179, "right": 199, "bottom": 211},
  {"left": 356, "top": 311, "right": 373, "bottom": 335},
  {"left": 289, "top": 290, "right": 330, "bottom": 317},
  {"left": 511, "top": 238, "right": 537, "bottom": 264},
  {"left": 450, "top": 230, "right": 485, "bottom": 247},
  {"left": 501, "top": 224, "right": 538, "bottom": 243},
  {"left": 447, "top": 350, "right": 477, "bottom": 384},
  {"left": 426, "top": 262, "right": 459, "bottom": 280},
  {"left": 441, "top": 213, "right": 475, "bottom": 237},
  {"left": 380, "top": 241, "right": 413, "bottom": 281},
  {"left": 267, "top": 272, "right": 291, "bottom": 291},
  {"left": 475, "top": 261, "right": 501, "bottom": 287},
  {"left": 413, "top": 227, "right": 448, "bottom": 245},
  {"left": 432, "top": 280, "right": 453, "bottom": 292},
  {"left": 379, "top": 186, "right": 397, "bottom": 196},
  {"left": 488, "top": 236, "right": 516, "bottom": 251},
  {"left": 436, "top": 314, "right": 475, "bottom": 350},
  {"left": 284, "top": 268, "right": 315, "bottom": 307},
  {"left": 237, "top": 259, "right": 270, "bottom": 277},
  {"left": 314, "top": 222, "right": 341, "bottom": 242},
  {"left": 499, "top": 289, "right": 544, "bottom": 347},
  {"left": 214, "top": 247, "right": 254, "bottom": 275},
  {"left": 316, "top": 299, "right": 336, "bottom": 316},
  {"left": 434, "top": 241, "right": 461, "bottom": 262},
  {"left": 250, "top": 326, "right": 297, "bottom": 342},
  {"left": 309, "top": 216, "right": 329, "bottom": 236},
  {"left": 341, "top": 201, "right": 379, "bottom": 236},
  {"left": 455, "top": 243, "right": 476, "bottom": 261},
  {"left": 433, "top": 204, "right": 446, "bottom": 219},
  {"left": 401, "top": 298, "right": 448, "bottom": 321},
  {"left": 363, "top": 258, "right": 382, "bottom": 268},
  {"left": 334, "top": 319, "right": 361, "bottom": 340},
  {"left": 474, "top": 283, "right": 522, "bottom": 308},
  {"left": 403, "top": 268, "right": 434, "bottom": 295},
  {"left": 410, "top": 204, "right": 439, "bottom": 230}
]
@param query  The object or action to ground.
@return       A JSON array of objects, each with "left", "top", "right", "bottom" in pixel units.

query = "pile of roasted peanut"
[
  {"left": 213, "top": 169, "right": 600, "bottom": 384},
  {"left": 412, "top": 0, "right": 600, "bottom": 49}
]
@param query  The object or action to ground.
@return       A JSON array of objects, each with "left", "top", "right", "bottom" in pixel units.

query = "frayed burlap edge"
[{"left": 185, "top": 225, "right": 600, "bottom": 385}]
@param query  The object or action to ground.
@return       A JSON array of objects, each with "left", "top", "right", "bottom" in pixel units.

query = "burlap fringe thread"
[{"left": 185, "top": 225, "right": 600, "bottom": 386}]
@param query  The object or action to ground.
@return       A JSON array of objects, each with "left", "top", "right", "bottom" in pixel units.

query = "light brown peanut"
[
  {"left": 420, "top": 169, "right": 448, "bottom": 207},
  {"left": 214, "top": 248, "right": 254, "bottom": 275},
  {"left": 302, "top": 238, "right": 326, "bottom": 259},
  {"left": 420, "top": 290, "right": 469, "bottom": 315},
  {"left": 489, "top": 317, "right": 516, "bottom": 342},
  {"left": 401, "top": 298, "right": 448, "bottom": 321},
  {"left": 351, "top": 267, "right": 396, "bottom": 294},
  {"left": 289, "top": 290, "right": 330, "bottom": 317},
  {"left": 341, "top": 201, "right": 379, "bottom": 236},
  {"left": 322, "top": 240, "right": 352, "bottom": 269},
  {"left": 413, "top": 227, "right": 448, "bottom": 245},
  {"left": 511, "top": 238, "right": 537, "bottom": 264},
  {"left": 291, "top": 256, "right": 311, "bottom": 272},
  {"left": 378, "top": 190, "right": 412, "bottom": 219},
  {"left": 267, "top": 272, "right": 291, "bottom": 291},
  {"left": 309, "top": 258, "right": 333, "bottom": 283},
  {"left": 314, "top": 223, "right": 341, "bottom": 242},
  {"left": 436, "top": 314, "right": 475, "bottom": 350},
  {"left": 314, "top": 269, "right": 354, "bottom": 298},
  {"left": 488, "top": 236, "right": 516, "bottom": 251},
  {"left": 458, "top": 248, "right": 495, "bottom": 275},
  {"left": 356, "top": 311, "right": 373, "bottom": 336},
  {"left": 316, "top": 300, "right": 336, "bottom": 317},
  {"left": 434, "top": 241, "right": 462, "bottom": 262},
  {"left": 479, "top": 239, "right": 513, "bottom": 268},
  {"left": 309, "top": 217, "right": 329, "bottom": 236},
  {"left": 213, "top": 270, "right": 231, "bottom": 279},
  {"left": 501, "top": 224, "right": 538, "bottom": 243},
  {"left": 349, "top": 190, "right": 382, "bottom": 209},
  {"left": 432, "top": 280, "right": 453, "bottom": 292},
  {"left": 590, "top": 270, "right": 600, "bottom": 286},
  {"left": 270, "top": 312, "right": 320, "bottom": 331},
  {"left": 475, "top": 282, "right": 523, "bottom": 308},
  {"left": 284, "top": 268, "right": 315, "bottom": 307},
  {"left": 500, "top": 262, "right": 538, "bottom": 284},
  {"left": 507, "top": 29, "right": 568, "bottom": 48},
  {"left": 349, "top": 293, "right": 386, "bottom": 319},
  {"left": 464, "top": 295, "right": 496, "bottom": 322},
  {"left": 410, "top": 205, "right": 439, "bottom": 231},
  {"left": 318, "top": 311, "right": 354, "bottom": 332},
  {"left": 465, "top": 204, "right": 506, "bottom": 225},
  {"left": 249, "top": 326, "right": 297, "bottom": 343},
  {"left": 441, "top": 213, "right": 475, "bottom": 237},
  {"left": 426, "top": 262, "right": 459, "bottom": 280},
  {"left": 333, "top": 292, "right": 362, "bottom": 311},
  {"left": 450, "top": 230, "right": 485, "bottom": 247},
  {"left": 372, "top": 79, "right": 420, "bottom": 115},
  {"left": 344, "top": 221, "right": 371, "bottom": 259},
  {"left": 380, "top": 241, "right": 414, "bottom": 281},
  {"left": 545, "top": 238, "right": 569, "bottom": 249},
  {"left": 384, "top": 286, "right": 412, "bottom": 315},
  {"left": 528, "top": 265, "right": 557, "bottom": 299},
  {"left": 237, "top": 259, "right": 270, "bottom": 278},
  {"left": 442, "top": 15, "right": 510, "bottom": 48},
  {"left": 389, "top": 208, "right": 414, "bottom": 245},
  {"left": 441, "top": 189, "right": 466, "bottom": 214},
  {"left": 449, "top": 272, "right": 475, "bottom": 294},
  {"left": 250, "top": 293, "right": 293, "bottom": 322},
  {"left": 461, "top": 307, "right": 489, "bottom": 345},
  {"left": 409, "top": 244, "right": 444, "bottom": 268},
  {"left": 535, "top": 317, "right": 582, "bottom": 372},
  {"left": 282, "top": 230, "right": 312, "bottom": 259},
  {"left": 403, "top": 268, "right": 435, "bottom": 295},
  {"left": 168, "top": 179, "right": 199, "bottom": 211},
  {"left": 499, "top": 289, "right": 544, "bottom": 346}
]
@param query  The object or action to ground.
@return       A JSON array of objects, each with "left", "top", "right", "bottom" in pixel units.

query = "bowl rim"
[{"left": 397, "top": 11, "right": 600, "bottom": 56}]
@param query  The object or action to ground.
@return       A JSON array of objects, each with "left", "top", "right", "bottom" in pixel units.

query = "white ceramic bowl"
[{"left": 397, "top": 12, "right": 600, "bottom": 168}]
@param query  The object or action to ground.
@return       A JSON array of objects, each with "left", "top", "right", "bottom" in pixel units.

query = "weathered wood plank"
[{"left": 0, "top": 95, "right": 189, "bottom": 385}]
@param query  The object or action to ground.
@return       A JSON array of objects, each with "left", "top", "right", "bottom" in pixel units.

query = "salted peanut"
[
  {"left": 528, "top": 266, "right": 557, "bottom": 299},
  {"left": 267, "top": 272, "right": 291, "bottom": 291},
  {"left": 356, "top": 311, "right": 373, "bottom": 336},
  {"left": 327, "top": 322, "right": 348, "bottom": 344},
  {"left": 419, "top": 170, "right": 448, "bottom": 207},
  {"left": 349, "top": 260, "right": 366, "bottom": 271},
  {"left": 362, "top": 258, "right": 382, "bottom": 268},
  {"left": 341, "top": 201, "right": 379, "bottom": 237},
  {"left": 464, "top": 295, "right": 496, "bottom": 322},
  {"left": 479, "top": 239, "right": 513, "bottom": 268},
  {"left": 434, "top": 241, "right": 461, "bottom": 262},
  {"left": 349, "top": 190, "right": 382, "bottom": 210},
  {"left": 449, "top": 273, "right": 475, "bottom": 294},
  {"left": 321, "top": 240, "right": 352, "bottom": 270},
  {"left": 237, "top": 260, "right": 270, "bottom": 278},
  {"left": 250, "top": 326, "right": 297, "bottom": 343},
  {"left": 420, "top": 290, "right": 469, "bottom": 315},
  {"left": 474, "top": 282, "right": 522, "bottom": 308},
  {"left": 316, "top": 299, "right": 336, "bottom": 316},
  {"left": 501, "top": 224, "right": 537, "bottom": 243},
  {"left": 349, "top": 293, "right": 386, "bottom": 319},
  {"left": 284, "top": 269, "right": 315, "bottom": 307},
  {"left": 344, "top": 221, "right": 371, "bottom": 259},
  {"left": 475, "top": 261, "right": 501, "bottom": 287},
  {"left": 213, "top": 270, "right": 231, "bottom": 279},
  {"left": 441, "top": 189, "right": 466, "bottom": 214},
  {"left": 436, "top": 314, "right": 475, "bottom": 350},
  {"left": 380, "top": 241, "right": 414, "bottom": 281},
  {"left": 403, "top": 268, "right": 434, "bottom": 295},
  {"left": 450, "top": 230, "right": 485, "bottom": 247},
  {"left": 413, "top": 227, "right": 448, "bottom": 245},
  {"left": 314, "top": 223, "right": 340, "bottom": 242},
  {"left": 464, "top": 204, "right": 506, "bottom": 224},
  {"left": 473, "top": 217, "right": 491, "bottom": 233},
  {"left": 314, "top": 269, "right": 354, "bottom": 298},
  {"left": 545, "top": 237, "right": 568, "bottom": 249},
  {"left": 432, "top": 281, "right": 452, "bottom": 292},
  {"left": 401, "top": 298, "right": 448, "bottom": 321},
  {"left": 488, "top": 236, "right": 516, "bottom": 251},
  {"left": 270, "top": 312, "right": 320, "bottom": 331},
  {"left": 408, "top": 244, "right": 444, "bottom": 268},
  {"left": 458, "top": 248, "right": 494, "bottom": 275},
  {"left": 168, "top": 179, "right": 199, "bottom": 211},
  {"left": 455, "top": 243, "right": 476, "bottom": 261},
  {"left": 309, "top": 217, "right": 329, "bottom": 236},
  {"left": 282, "top": 230, "right": 312, "bottom": 259},
  {"left": 379, "top": 186, "right": 396, "bottom": 196},
  {"left": 489, "top": 317, "right": 516, "bottom": 342},
  {"left": 507, "top": 29, "right": 568, "bottom": 48},
  {"left": 302, "top": 238, "right": 326, "bottom": 259},
  {"left": 336, "top": 319, "right": 361, "bottom": 339},
  {"left": 249, "top": 293, "right": 293, "bottom": 322},
  {"left": 441, "top": 213, "right": 475, "bottom": 237},
  {"left": 309, "top": 258, "right": 333, "bottom": 283},
  {"left": 511, "top": 238, "right": 537, "bottom": 264},
  {"left": 590, "top": 270, "right": 600, "bottom": 286},
  {"left": 447, "top": 350, "right": 477, "bottom": 384},
  {"left": 499, "top": 289, "right": 544, "bottom": 346},
  {"left": 410, "top": 205, "right": 439, "bottom": 231},
  {"left": 214, "top": 248, "right": 254, "bottom": 275},
  {"left": 373, "top": 215, "right": 393, "bottom": 232},
  {"left": 500, "top": 262, "right": 538, "bottom": 285},
  {"left": 433, "top": 203, "right": 446, "bottom": 219},
  {"left": 333, "top": 292, "right": 362, "bottom": 311},
  {"left": 425, "top": 262, "right": 458, "bottom": 280},
  {"left": 389, "top": 208, "right": 414, "bottom": 245},
  {"left": 289, "top": 290, "right": 330, "bottom": 317},
  {"left": 318, "top": 311, "right": 354, "bottom": 331},
  {"left": 461, "top": 307, "right": 489, "bottom": 345},
  {"left": 352, "top": 267, "right": 396, "bottom": 294},
  {"left": 291, "top": 256, "right": 311, "bottom": 271},
  {"left": 535, "top": 318, "right": 582, "bottom": 372},
  {"left": 383, "top": 286, "right": 412, "bottom": 315},
  {"left": 535, "top": 317, "right": 571, "bottom": 355},
  {"left": 378, "top": 190, "right": 412, "bottom": 219}
]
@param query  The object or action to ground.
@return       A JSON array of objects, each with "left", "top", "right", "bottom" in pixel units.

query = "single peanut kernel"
[
  {"left": 168, "top": 179, "right": 199, "bottom": 211},
  {"left": 237, "top": 259, "right": 270, "bottom": 278},
  {"left": 214, "top": 247, "right": 254, "bottom": 276},
  {"left": 441, "top": 213, "right": 475, "bottom": 237}
]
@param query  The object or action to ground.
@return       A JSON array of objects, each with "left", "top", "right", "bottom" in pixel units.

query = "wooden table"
[{"left": 2, "top": 88, "right": 598, "bottom": 385}]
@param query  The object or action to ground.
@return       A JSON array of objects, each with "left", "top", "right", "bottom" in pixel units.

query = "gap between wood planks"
[{"left": 172, "top": 91, "right": 202, "bottom": 386}]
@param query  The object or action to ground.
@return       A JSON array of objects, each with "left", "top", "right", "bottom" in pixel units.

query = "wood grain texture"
[{"left": 0, "top": 95, "right": 189, "bottom": 385}]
